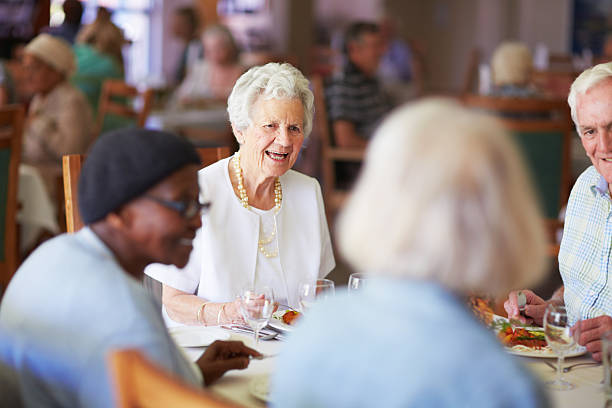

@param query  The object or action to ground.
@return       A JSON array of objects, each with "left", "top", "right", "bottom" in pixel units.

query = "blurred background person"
[
  {"left": 272, "top": 99, "right": 549, "bottom": 407},
  {"left": 172, "top": 24, "right": 243, "bottom": 107},
  {"left": 326, "top": 21, "right": 391, "bottom": 149},
  {"left": 377, "top": 15, "right": 424, "bottom": 102},
  {"left": 21, "top": 34, "right": 93, "bottom": 197},
  {"left": 76, "top": 7, "right": 127, "bottom": 73},
  {"left": 490, "top": 41, "right": 538, "bottom": 98},
  {"left": 42, "top": 0, "right": 83, "bottom": 44},
  {"left": 172, "top": 6, "right": 204, "bottom": 85}
]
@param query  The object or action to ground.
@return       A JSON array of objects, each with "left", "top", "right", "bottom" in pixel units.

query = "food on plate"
[
  {"left": 468, "top": 296, "right": 494, "bottom": 326},
  {"left": 496, "top": 322, "right": 547, "bottom": 349},
  {"left": 281, "top": 310, "right": 301, "bottom": 326}
]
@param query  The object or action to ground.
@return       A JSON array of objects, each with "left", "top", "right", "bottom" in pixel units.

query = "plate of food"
[
  {"left": 249, "top": 375, "right": 270, "bottom": 402},
  {"left": 169, "top": 326, "right": 230, "bottom": 348},
  {"left": 269, "top": 309, "right": 301, "bottom": 332},
  {"left": 491, "top": 315, "right": 586, "bottom": 358}
]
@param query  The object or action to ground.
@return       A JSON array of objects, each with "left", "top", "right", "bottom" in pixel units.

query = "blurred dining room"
[{"left": 2, "top": 0, "right": 612, "bottom": 407}]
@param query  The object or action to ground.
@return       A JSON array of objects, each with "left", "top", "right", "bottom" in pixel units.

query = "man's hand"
[
  {"left": 196, "top": 340, "right": 261, "bottom": 385},
  {"left": 573, "top": 316, "right": 612, "bottom": 362},
  {"left": 503, "top": 290, "right": 548, "bottom": 326}
]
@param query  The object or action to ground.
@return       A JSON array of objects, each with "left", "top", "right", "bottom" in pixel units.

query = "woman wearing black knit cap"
[{"left": 0, "top": 128, "right": 259, "bottom": 408}]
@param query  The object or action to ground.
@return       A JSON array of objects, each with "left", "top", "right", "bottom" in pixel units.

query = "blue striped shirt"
[{"left": 559, "top": 165, "right": 612, "bottom": 324}]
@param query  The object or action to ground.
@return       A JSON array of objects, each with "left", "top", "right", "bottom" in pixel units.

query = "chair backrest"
[
  {"left": 63, "top": 147, "right": 232, "bottom": 233},
  {"left": 96, "top": 79, "right": 154, "bottom": 135},
  {"left": 0, "top": 105, "right": 24, "bottom": 289},
  {"left": 109, "top": 349, "right": 240, "bottom": 408},
  {"left": 501, "top": 118, "right": 571, "bottom": 219},
  {"left": 310, "top": 75, "right": 364, "bottom": 219},
  {"left": 462, "top": 93, "right": 570, "bottom": 117}
]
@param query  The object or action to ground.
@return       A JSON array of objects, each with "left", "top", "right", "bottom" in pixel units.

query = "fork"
[{"left": 544, "top": 360, "right": 600, "bottom": 373}]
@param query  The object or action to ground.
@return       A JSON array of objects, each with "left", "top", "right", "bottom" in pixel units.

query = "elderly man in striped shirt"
[{"left": 505, "top": 62, "right": 612, "bottom": 362}]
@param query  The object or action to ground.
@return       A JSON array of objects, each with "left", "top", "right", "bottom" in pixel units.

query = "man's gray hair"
[
  {"left": 227, "top": 62, "right": 314, "bottom": 137},
  {"left": 568, "top": 62, "right": 612, "bottom": 131}
]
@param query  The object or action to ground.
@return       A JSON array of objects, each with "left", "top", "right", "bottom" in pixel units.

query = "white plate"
[
  {"left": 491, "top": 315, "right": 587, "bottom": 358},
  {"left": 269, "top": 310, "right": 297, "bottom": 332},
  {"left": 506, "top": 345, "right": 587, "bottom": 358},
  {"left": 169, "top": 326, "right": 230, "bottom": 348},
  {"left": 249, "top": 375, "right": 270, "bottom": 402}
]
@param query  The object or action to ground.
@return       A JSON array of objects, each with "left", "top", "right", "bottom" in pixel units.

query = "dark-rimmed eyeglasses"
[{"left": 144, "top": 196, "right": 210, "bottom": 219}]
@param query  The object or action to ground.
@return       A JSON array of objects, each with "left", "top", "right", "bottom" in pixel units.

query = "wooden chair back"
[
  {"left": 0, "top": 105, "right": 24, "bottom": 289},
  {"left": 96, "top": 79, "right": 154, "bottom": 136},
  {"left": 462, "top": 93, "right": 570, "bottom": 117},
  {"left": 310, "top": 75, "right": 364, "bottom": 220},
  {"left": 109, "top": 349, "right": 241, "bottom": 408},
  {"left": 63, "top": 147, "right": 231, "bottom": 233}
]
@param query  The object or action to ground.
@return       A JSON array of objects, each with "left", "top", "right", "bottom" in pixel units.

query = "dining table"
[{"left": 179, "top": 325, "right": 607, "bottom": 408}]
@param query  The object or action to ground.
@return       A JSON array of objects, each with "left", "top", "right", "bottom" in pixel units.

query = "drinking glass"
[
  {"left": 348, "top": 273, "right": 370, "bottom": 294},
  {"left": 543, "top": 304, "right": 578, "bottom": 390},
  {"left": 238, "top": 287, "right": 274, "bottom": 345},
  {"left": 298, "top": 279, "right": 335, "bottom": 313},
  {"left": 603, "top": 330, "right": 612, "bottom": 399}
]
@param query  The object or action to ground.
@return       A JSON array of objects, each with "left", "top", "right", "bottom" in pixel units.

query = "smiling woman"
[{"left": 146, "top": 63, "right": 335, "bottom": 327}]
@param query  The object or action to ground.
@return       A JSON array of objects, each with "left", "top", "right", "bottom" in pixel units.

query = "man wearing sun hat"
[
  {"left": 22, "top": 33, "right": 94, "bottom": 196},
  {"left": 0, "top": 128, "right": 259, "bottom": 407}
]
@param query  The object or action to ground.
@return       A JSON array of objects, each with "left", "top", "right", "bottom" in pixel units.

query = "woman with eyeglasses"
[{"left": 146, "top": 63, "right": 336, "bottom": 326}]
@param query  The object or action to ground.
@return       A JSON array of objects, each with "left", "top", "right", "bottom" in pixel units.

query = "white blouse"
[{"left": 145, "top": 157, "right": 335, "bottom": 313}]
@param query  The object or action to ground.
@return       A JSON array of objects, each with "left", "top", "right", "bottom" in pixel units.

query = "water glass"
[
  {"left": 238, "top": 287, "right": 274, "bottom": 345},
  {"left": 603, "top": 330, "right": 612, "bottom": 398},
  {"left": 298, "top": 278, "right": 335, "bottom": 313},
  {"left": 348, "top": 273, "right": 370, "bottom": 294},
  {"left": 543, "top": 304, "right": 578, "bottom": 391}
]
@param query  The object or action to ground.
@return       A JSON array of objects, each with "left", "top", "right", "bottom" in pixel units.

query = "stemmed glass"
[
  {"left": 348, "top": 273, "right": 370, "bottom": 294},
  {"left": 238, "top": 287, "right": 275, "bottom": 345},
  {"left": 543, "top": 304, "right": 579, "bottom": 390},
  {"left": 298, "top": 279, "right": 335, "bottom": 313}
]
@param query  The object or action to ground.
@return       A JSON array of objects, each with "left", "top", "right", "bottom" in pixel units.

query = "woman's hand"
[
  {"left": 196, "top": 340, "right": 260, "bottom": 385},
  {"left": 223, "top": 299, "right": 245, "bottom": 325}
]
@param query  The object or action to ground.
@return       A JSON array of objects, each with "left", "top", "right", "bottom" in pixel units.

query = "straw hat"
[{"left": 24, "top": 34, "right": 76, "bottom": 77}]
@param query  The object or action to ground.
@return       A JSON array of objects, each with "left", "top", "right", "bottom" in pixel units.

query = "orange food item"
[
  {"left": 498, "top": 326, "right": 547, "bottom": 349},
  {"left": 282, "top": 310, "right": 300, "bottom": 326},
  {"left": 468, "top": 296, "right": 494, "bottom": 326}
]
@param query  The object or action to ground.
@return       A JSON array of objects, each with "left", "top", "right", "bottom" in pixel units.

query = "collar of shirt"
[{"left": 591, "top": 173, "right": 609, "bottom": 198}]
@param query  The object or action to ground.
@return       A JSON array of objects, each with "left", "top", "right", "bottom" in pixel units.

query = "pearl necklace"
[{"left": 232, "top": 152, "right": 282, "bottom": 258}]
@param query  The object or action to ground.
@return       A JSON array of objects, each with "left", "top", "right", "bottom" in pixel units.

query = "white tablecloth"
[{"left": 146, "top": 108, "right": 229, "bottom": 132}]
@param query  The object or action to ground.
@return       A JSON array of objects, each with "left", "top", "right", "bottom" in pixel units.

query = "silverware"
[
  {"left": 544, "top": 360, "right": 600, "bottom": 373},
  {"left": 562, "top": 361, "right": 600, "bottom": 372},
  {"left": 220, "top": 325, "right": 279, "bottom": 341},
  {"left": 250, "top": 353, "right": 278, "bottom": 360}
]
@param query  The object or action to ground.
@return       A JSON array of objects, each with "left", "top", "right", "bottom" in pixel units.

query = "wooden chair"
[
  {"left": 310, "top": 75, "right": 365, "bottom": 221},
  {"left": 96, "top": 79, "right": 154, "bottom": 136},
  {"left": 0, "top": 105, "right": 24, "bottom": 290},
  {"left": 109, "top": 349, "right": 240, "bottom": 408},
  {"left": 63, "top": 147, "right": 232, "bottom": 233}
]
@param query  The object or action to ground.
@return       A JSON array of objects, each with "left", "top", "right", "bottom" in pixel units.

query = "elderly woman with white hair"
[
  {"left": 146, "top": 63, "right": 335, "bottom": 326},
  {"left": 490, "top": 41, "right": 538, "bottom": 98},
  {"left": 271, "top": 99, "right": 549, "bottom": 407},
  {"left": 22, "top": 34, "right": 94, "bottom": 193}
]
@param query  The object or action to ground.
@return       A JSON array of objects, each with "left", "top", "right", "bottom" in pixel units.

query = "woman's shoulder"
[
  {"left": 198, "top": 157, "right": 231, "bottom": 189},
  {"left": 283, "top": 169, "right": 321, "bottom": 192}
]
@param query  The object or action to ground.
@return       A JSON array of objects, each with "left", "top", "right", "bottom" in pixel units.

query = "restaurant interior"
[{"left": 1, "top": 0, "right": 612, "bottom": 407}]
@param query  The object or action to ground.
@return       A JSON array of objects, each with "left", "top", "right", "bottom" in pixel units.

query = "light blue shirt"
[
  {"left": 0, "top": 228, "right": 200, "bottom": 407},
  {"left": 271, "top": 279, "right": 548, "bottom": 408},
  {"left": 559, "top": 165, "right": 612, "bottom": 325}
]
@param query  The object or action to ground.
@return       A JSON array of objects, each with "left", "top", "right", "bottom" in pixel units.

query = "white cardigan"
[{"left": 146, "top": 157, "right": 335, "bottom": 309}]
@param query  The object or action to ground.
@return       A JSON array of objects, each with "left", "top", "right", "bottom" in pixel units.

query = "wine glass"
[
  {"left": 348, "top": 273, "right": 370, "bottom": 294},
  {"left": 543, "top": 304, "right": 579, "bottom": 390},
  {"left": 298, "top": 279, "right": 335, "bottom": 313},
  {"left": 238, "top": 287, "right": 274, "bottom": 345}
]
